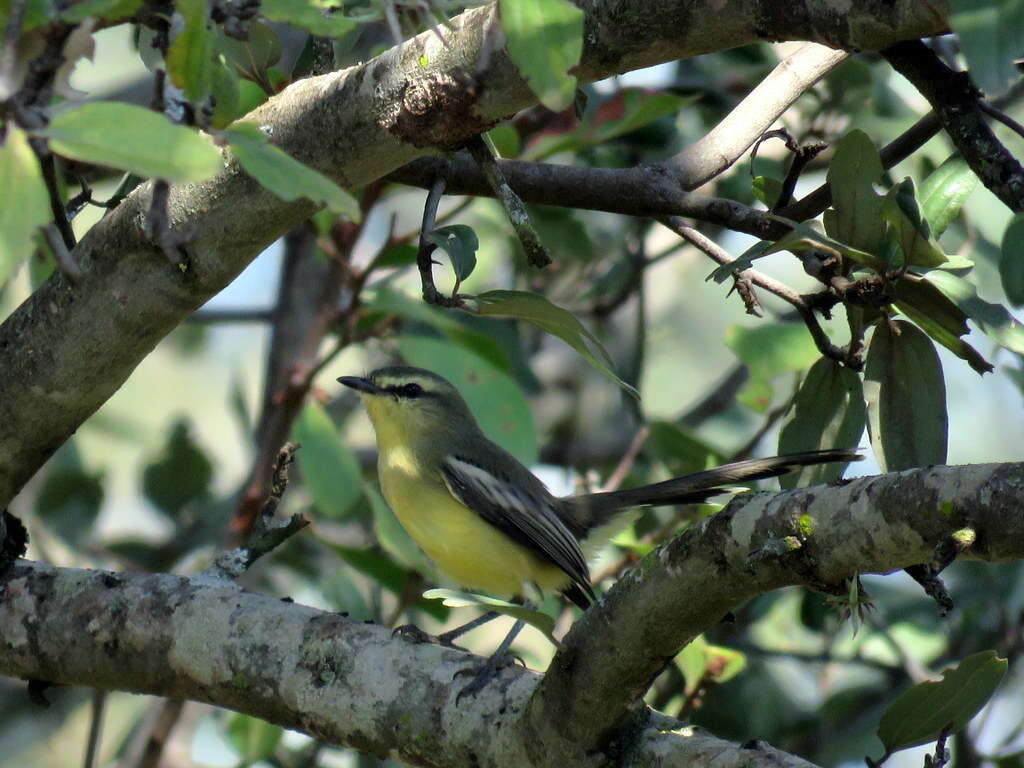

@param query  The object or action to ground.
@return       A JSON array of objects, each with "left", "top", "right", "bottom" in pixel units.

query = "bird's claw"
[
  {"left": 392, "top": 624, "right": 437, "bottom": 645},
  {"left": 454, "top": 651, "right": 520, "bottom": 703},
  {"left": 393, "top": 624, "right": 468, "bottom": 650}
]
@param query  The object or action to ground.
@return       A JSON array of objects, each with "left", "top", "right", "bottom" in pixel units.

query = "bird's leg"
[
  {"left": 455, "top": 618, "right": 526, "bottom": 703},
  {"left": 436, "top": 610, "right": 500, "bottom": 645},
  {"left": 393, "top": 610, "right": 500, "bottom": 649}
]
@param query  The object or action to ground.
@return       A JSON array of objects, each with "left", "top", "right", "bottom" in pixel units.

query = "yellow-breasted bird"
[{"left": 339, "top": 366, "right": 860, "bottom": 696}]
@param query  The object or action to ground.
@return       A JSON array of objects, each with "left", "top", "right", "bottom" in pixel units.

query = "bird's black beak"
[{"left": 338, "top": 376, "right": 378, "bottom": 394}]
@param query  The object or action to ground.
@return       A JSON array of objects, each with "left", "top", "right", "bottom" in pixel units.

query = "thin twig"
[
  {"left": 145, "top": 179, "right": 184, "bottom": 267},
  {"left": 882, "top": 41, "right": 1024, "bottom": 212},
  {"left": 775, "top": 141, "right": 827, "bottom": 211},
  {"left": 465, "top": 133, "right": 551, "bottom": 267},
  {"left": 41, "top": 222, "right": 82, "bottom": 282},
  {"left": 32, "top": 142, "right": 76, "bottom": 249},
  {"left": 928, "top": 725, "right": 953, "bottom": 768},
  {"left": 416, "top": 173, "right": 457, "bottom": 305},
  {"left": 680, "top": 364, "right": 749, "bottom": 429},
  {"left": 662, "top": 218, "right": 848, "bottom": 364},
  {"left": 186, "top": 308, "right": 274, "bottom": 324},
  {"left": 729, "top": 384, "right": 795, "bottom": 461},
  {"left": 114, "top": 698, "right": 185, "bottom": 768},
  {"left": 207, "top": 443, "right": 308, "bottom": 580},
  {"left": 82, "top": 689, "right": 107, "bottom": 768},
  {"left": 234, "top": 186, "right": 383, "bottom": 538},
  {"left": 980, "top": 100, "right": 1024, "bottom": 142},
  {"left": 602, "top": 426, "right": 651, "bottom": 492}
]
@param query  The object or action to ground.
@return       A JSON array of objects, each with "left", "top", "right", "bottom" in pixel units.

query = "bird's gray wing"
[{"left": 441, "top": 455, "right": 594, "bottom": 602}]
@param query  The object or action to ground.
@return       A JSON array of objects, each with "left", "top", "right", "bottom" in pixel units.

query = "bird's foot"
[
  {"left": 454, "top": 651, "right": 524, "bottom": 703},
  {"left": 393, "top": 624, "right": 466, "bottom": 650}
]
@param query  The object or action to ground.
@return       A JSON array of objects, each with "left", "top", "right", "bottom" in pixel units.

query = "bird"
[{"left": 339, "top": 366, "right": 861, "bottom": 697}]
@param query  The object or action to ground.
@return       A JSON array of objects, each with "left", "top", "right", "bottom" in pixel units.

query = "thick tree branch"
[
  {"left": 0, "top": 561, "right": 814, "bottom": 768},
  {"left": 882, "top": 40, "right": 1024, "bottom": 213},
  {"left": 529, "top": 461, "right": 1024, "bottom": 757},
  {"left": 0, "top": 1, "right": 950, "bottom": 507},
  {"left": 2, "top": 462, "right": 1021, "bottom": 767}
]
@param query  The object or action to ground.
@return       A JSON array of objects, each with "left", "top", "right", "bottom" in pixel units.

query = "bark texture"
[{"left": 2, "top": 461, "right": 1020, "bottom": 766}]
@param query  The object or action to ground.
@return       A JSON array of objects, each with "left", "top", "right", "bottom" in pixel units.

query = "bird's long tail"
[{"left": 560, "top": 448, "right": 862, "bottom": 534}]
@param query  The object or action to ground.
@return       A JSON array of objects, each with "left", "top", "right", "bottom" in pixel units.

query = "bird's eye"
[{"left": 400, "top": 383, "right": 423, "bottom": 398}]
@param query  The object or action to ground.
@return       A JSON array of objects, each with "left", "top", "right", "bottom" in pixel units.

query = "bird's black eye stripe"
[{"left": 390, "top": 382, "right": 424, "bottom": 398}]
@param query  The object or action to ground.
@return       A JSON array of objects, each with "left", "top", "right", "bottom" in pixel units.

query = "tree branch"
[
  {"left": 667, "top": 43, "right": 847, "bottom": 189},
  {"left": 882, "top": 40, "right": 1024, "bottom": 213},
  {"left": 2, "top": 463, "right": 1021, "bottom": 767},
  {"left": 0, "top": 1, "right": 950, "bottom": 507},
  {"left": 528, "top": 461, "right": 1024, "bottom": 757}
]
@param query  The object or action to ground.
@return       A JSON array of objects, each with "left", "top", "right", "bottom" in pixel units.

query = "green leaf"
[
  {"left": 474, "top": 289, "right": 638, "bottom": 397},
  {"left": 1000, "top": 213, "right": 1024, "bottom": 307},
  {"left": 1, "top": 0, "right": 55, "bottom": 31},
  {"left": 499, "top": 0, "right": 584, "bottom": 112},
  {"left": 364, "top": 287, "right": 513, "bottom": 373},
  {"left": 225, "top": 123, "right": 359, "bottom": 219},
  {"left": 709, "top": 217, "right": 886, "bottom": 283},
  {"left": 864, "top": 320, "right": 948, "bottom": 472},
  {"left": 60, "top": 0, "right": 142, "bottom": 22},
  {"left": 524, "top": 90, "right": 696, "bottom": 161},
  {"left": 752, "top": 175, "right": 784, "bottom": 208},
  {"left": 217, "top": 20, "right": 282, "bottom": 85},
  {"left": 487, "top": 124, "right": 521, "bottom": 158},
  {"left": 226, "top": 714, "right": 283, "bottom": 764},
  {"left": 236, "top": 78, "right": 270, "bottom": 115},
  {"left": 322, "top": 565, "right": 371, "bottom": 618},
  {"left": 369, "top": 242, "right": 417, "bottom": 270},
  {"left": 920, "top": 154, "right": 979, "bottom": 238},
  {"left": 646, "top": 421, "right": 724, "bottom": 476},
  {"left": 292, "top": 400, "right": 362, "bottom": 518},
  {"left": 676, "top": 634, "right": 711, "bottom": 695},
  {"left": 882, "top": 178, "right": 948, "bottom": 268},
  {"left": 209, "top": 55, "right": 241, "bottom": 129},
  {"left": 675, "top": 635, "right": 747, "bottom": 695},
  {"left": 878, "top": 650, "right": 1008, "bottom": 753},
  {"left": 166, "top": 0, "right": 214, "bottom": 101},
  {"left": 397, "top": 334, "right": 536, "bottom": 463},
  {"left": 949, "top": 0, "right": 1024, "bottom": 95},
  {"left": 778, "top": 358, "right": 866, "bottom": 489},
  {"left": 0, "top": 126, "right": 50, "bottom": 286},
  {"left": 42, "top": 102, "right": 222, "bottom": 183},
  {"left": 142, "top": 420, "right": 212, "bottom": 520},
  {"left": 36, "top": 464, "right": 104, "bottom": 547},
  {"left": 894, "top": 279, "right": 993, "bottom": 375},
  {"left": 260, "top": 0, "right": 354, "bottom": 37},
  {"left": 826, "top": 129, "right": 886, "bottom": 253},
  {"left": 725, "top": 323, "right": 820, "bottom": 413},
  {"left": 426, "top": 224, "right": 479, "bottom": 284},
  {"left": 330, "top": 541, "right": 448, "bottom": 621},
  {"left": 423, "top": 588, "right": 559, "bottom": 646},
  {"left": 926, "top": 270, "right": 1024, "bottom": 355}
]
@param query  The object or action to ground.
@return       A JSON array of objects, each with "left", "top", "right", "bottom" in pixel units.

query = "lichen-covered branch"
[
  {"left": 528, "top": 462, "right": 1024, "bottom": 758},
  {"left": 2, "top": 462, "right": 1021, "bottom": 767},
  {"left": 0, "top": 0, "right": 949, "bottom": 508},
  {"left": 0, "top": 561, "right": 813, "bottom": 768}
]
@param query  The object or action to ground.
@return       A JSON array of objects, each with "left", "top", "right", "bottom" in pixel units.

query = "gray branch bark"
[
  {"left": 0, "top": 0, "right": 949, "bottom": 507},
  {"left": 2, "top": 462, "right": 1020, "bottom": 767}
]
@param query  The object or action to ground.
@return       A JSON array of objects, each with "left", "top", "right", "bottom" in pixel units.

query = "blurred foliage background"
[{"left": 2, "top": 3, "right": 1024, "bottom": 768}]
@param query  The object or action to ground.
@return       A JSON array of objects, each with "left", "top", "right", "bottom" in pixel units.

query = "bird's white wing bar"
[{"left": 442, "top": 456, "right": 593, "bottom": 598}]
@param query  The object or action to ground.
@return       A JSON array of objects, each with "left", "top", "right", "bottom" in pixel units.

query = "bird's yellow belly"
[{"left": 378, "top": 450, "right": 567, "bottom": 599}]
